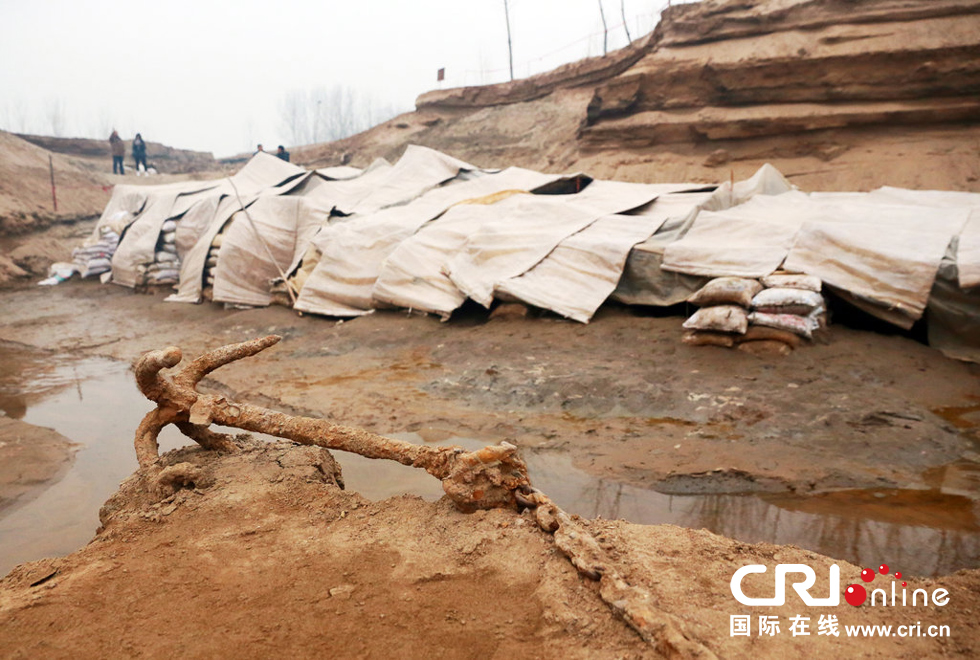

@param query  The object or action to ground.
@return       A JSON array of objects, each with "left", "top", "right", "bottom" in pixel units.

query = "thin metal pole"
[
  {"left": 598, "top": 0, "right": 608, "bottom": 55},
  {"left": 504, "top": 0, "right": 514, "bottom": 81},
  {"left": 48, "top": 155, "right": 58, "bottom": 213},
  {"left": 621, "top": 0, "right": 632, "bottom": 44}
]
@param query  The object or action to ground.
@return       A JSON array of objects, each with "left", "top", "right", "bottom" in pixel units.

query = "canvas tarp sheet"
[
  {"left": 109, "top": 183, "right": 220, "bottom": 287},
  {"left": 110, "top": 153, "right": 306, "bottom": 288},
  {"left": 663, "top": 184, "right": 972, "bottom": 327},
  {"left": 370, "top": 202, "right": 503, "bottom": 317},
  {"left": 928, "top": 274, "right": 980, "bottom": 364},
  {"left": 211, "top": 196, "right": 321, "bottom": 307},
  {"left": 863, "top": 186, "right": 980, "bottom": 290},
  {"left": 960, "top": 217, "right": 980, "bottom": 289},
  {"left": 316, "top": 165, "right": 364, "bottom": 181},
  {"left": 164, "top": 156, "right": 315, "bottom": 303},
  {"left": 493, "top": 186, "right": 715, "bottom": 322},
  {"left": 610, "top": 191, "right": 716, "bottom": 307},
  {"left": 446, "top": 181, "right": 691, "bottom": 310},
  {"left": 494, "top": 213, "right": 671, "bottom": 323},
  {"left": 294, "top": 166, "right": 559, "bottom": 318},
  {"left": 782, "top": 200, "right": 970, "bottom": 326},
  {"left": 300, "top": 146, "right": 475, "bottom": 218}
]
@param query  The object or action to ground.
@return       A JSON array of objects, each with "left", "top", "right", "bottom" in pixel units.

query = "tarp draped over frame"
[
  {"left": 82, "top": 148, "right": 980, "bottom": 363},
  {"left": 111, "top": 153, "right": 305, "bottom": 289},
  {"left": 211, "top": 196, "right": 322, "bottom": 308},
  {"left": 663, "top": 187, "right": 974, "bottom": 328},
  {"left": 446, "top": 181, "right": 691, "bottom": 309},
  {"left": 293, "top": 165, "right": 559, "bottom": 318}
]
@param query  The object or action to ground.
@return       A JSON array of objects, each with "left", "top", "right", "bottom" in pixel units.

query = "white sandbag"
[
  {"left": 80, "top": 257, "right": 112, "bottom": 278},
  {"left": 162, "top": 219, "right": 177, "bottom": 233},
  {"left": 682, "top": 305, "right": 749, "bottom": 334},
  {"left": 155, "top": 251, "right": 179, "bottom": 263},
  {"left": 751, "top": 288, "right": 825, "bottom": 315},
  {"left": 688, "top": 277, "right": 763, "bottom": 308},
  {"left": 161, "top": 231, "right": 176, "bottom": 244},
  {"left": 760, "top": 272, "right": 822, "bottom": 292},
  {"left": 748, "top": 311, "right": 819, "bottom": 339}
]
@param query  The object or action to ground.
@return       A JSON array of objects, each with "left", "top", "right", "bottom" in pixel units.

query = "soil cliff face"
[{"left": 299, "top": 0, "right": 980, "bottom": 192}]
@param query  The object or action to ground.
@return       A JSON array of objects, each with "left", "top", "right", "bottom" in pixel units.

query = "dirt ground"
[{"left": 0, "top": 240, "right": 979, "bottom": 656}]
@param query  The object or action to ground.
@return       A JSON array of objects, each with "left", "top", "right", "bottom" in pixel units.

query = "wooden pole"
[
  {"left": 504, "top": 0, "right": 514, "bottom": 81},
  {"left": 598, "top": 0, "right": 609, "bottom": 55},
  {"left": 48, "top": 154, "right": 58, "bottom": 213},
  {"left": 621, "top": 0, "right": 632, "bottom": 44}
]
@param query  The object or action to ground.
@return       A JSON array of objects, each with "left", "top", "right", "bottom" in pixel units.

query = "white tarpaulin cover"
[
  {"left": 301, "top": 146, "right": 475, "bottom": 218},
  {"left": 495, "top": 213, "right": 668, "bottom": 323},
  {"left": 166, "top": 156, "right": 312, "bottom": 303},
  {"left": 295, "top": 166, "right": 559, "bottom": 317},
  {"left": 611, "top": 191, "right": 717, "bottom": 307},
  {"left": 371, "top": 197, "right": 529, "bottom": 318},
  {"left": 664, "top": 183, "right": 973, "bottom": 326},
  {"left": 863, "top": 186, "right": 980, "bottom": 290},
  {"left": 111, "top": 153, "right": 304, "bottom": 288},
  {"left": 447, "top": 181, "right": 687, "bottom": 309},
  {"left": 495, "top": 185, "right": 716, "bottom": 322},
  {"left": 211, "top": 196, "right": 321, "bottom": 307},
  {"left": 960, "top": 217, "right": 980, "bottom": 289},
  {"left": 783, "top": 205, "right": 969, "bottom": 325}
]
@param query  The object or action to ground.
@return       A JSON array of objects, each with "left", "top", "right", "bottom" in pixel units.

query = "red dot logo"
[
  {"left": 894, "top": 571, "right": 902, "bottom": 580},
  {"left": 879, "top": 564, "right": 889, "bottom": 575},
  {"left": 845, "top": 584, "right": 867, "bottom": 607},
  {"left": 860, "top": 568, "right": 876, "bottom": 583}
]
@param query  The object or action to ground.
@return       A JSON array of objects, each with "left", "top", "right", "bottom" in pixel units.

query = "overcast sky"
[{"left": 0, "top": 0, "right": 688, "bottom": 158}]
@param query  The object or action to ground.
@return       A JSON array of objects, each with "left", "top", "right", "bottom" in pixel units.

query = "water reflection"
[{"left": 517, "top": 452, "right": 980, "bottom": 577}]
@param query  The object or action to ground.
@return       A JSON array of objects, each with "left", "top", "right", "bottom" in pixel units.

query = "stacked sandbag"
[
  {"left": 741, "top": 272, "right": 826, "bottom": 356},
  {"left": 71, "top": 226, "right": 119, "bottom": 278},
  {"left": 137, "top": 219, "right": 181, "bottom": 286},
  {"left": 682, "top": 277, "right": 761, "bottom": 347},
  {"left": 201, "top": 232, "right": 224, "bottom": 301},
  {"left": 682, "top": 273, "right": 826, "bottom": 355}
]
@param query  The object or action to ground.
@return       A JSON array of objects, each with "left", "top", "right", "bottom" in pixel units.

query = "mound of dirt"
[
  {"left": 0, "top": 131, "right": 111, "bottom": 234},
  {"left": 1, "top": 437, "right": 977, "bottom": 658},
  {"left": 0, "top": 417, "right": 75, "bottom": 515}
]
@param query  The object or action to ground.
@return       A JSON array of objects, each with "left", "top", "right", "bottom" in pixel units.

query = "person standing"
[
  {"left": 132, "top": 133, "right": 147, "bottom": 174},
  {"left": 109, "top": 130, "right": 125, "bottom": 175},
  {"left": 276, "top": 145, "right": 290, "bottom": 162}
]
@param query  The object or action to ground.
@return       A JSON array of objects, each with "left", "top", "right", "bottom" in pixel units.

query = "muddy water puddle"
[{"left": 1, "top": 344, "right": 979, "bottom": 578}]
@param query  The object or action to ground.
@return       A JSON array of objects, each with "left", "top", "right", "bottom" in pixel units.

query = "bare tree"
[
  {"left": 243, "top": 116, "right": 257, "bottom": 153},
  {"left": 2, "top": 99, "right": 33, "bottom": 133},
  {"left": 46, "top": 97, "right": 68, "bottom": 137},
  {"left": 281, "top": 85, "right": 406, "bottom": 147},
  {"left": 278, "top": 89, "right": 311, "bottom": 146}
]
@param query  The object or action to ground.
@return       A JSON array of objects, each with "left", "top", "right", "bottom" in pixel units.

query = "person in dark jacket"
[
  {"left": 109, "top": 130, "right": 125, "bottom": 174},
  {"left": 276, "top": 145, "right": 290, "bottom": 162},
  {"left": 132, "top": 133, "right": 147, "bottom": 173}
]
